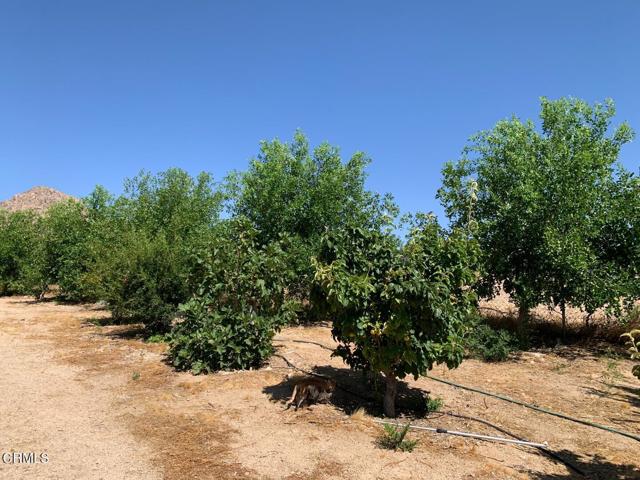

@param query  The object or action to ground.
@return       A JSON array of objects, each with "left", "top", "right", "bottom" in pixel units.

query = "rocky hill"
[{"left": 0, "top": 186, "right": 75, "bottom": 214}]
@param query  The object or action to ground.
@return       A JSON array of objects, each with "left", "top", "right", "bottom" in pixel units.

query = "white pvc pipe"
[{"left": 373, "top": 419, "right": 549, "bottom": 449}]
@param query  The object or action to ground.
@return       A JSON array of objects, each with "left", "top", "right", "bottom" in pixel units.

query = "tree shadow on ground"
[
  {"left": 10, "top": 295, "right": 94, "bottom": 307},
  {"left": 526, "top": 451, "right": 640, "bottom": 480},
  {"left": 262, "top": 365, "right": 431, "bottom": 417},
  {"left": 582, "top": 384, "right": 640, "bottom": 411},
  {"left": 80, "top": 316, "right": 149, "bottom": 340},
  {"left": 8, "top": 297, "right": 51, "bottom": 305}
]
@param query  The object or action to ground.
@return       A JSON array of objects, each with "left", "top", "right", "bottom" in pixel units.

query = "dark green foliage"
[
  {"left": 39, "top": 200, "right": 96, "bottom": 301},
  {"left": 377, "top": 423, "right": 418, "bottom": 452},
  {"left": 439, "top": 97, "right": 638, "bottom": 327},
  {"left": 169, "top": 219, "right": 301, "bottom": 373},
  {"left": 1, "top": 199, "right": 110, "bottom": 302},
  {"left": 466, "top": 324, "right": 520, "bottom": 362},
  {"left": 0, "top": 195, "right": 114, "bottom": 301},
  {"left": 169, "top": 306, "right": 279, "bottom": 374},
  {"left": 312, "top": 215, "right": 479, "bottom": 416},
  {"left": 92, "top": 231, "right": 189, "bottom": 332}
]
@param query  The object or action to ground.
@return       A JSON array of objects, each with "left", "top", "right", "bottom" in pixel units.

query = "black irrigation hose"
[
  {"left": 427, "top": 374, "right": 640, "bottom": 443},
  {"left": 273, "top": 338, "right": 334, "bottom": 352}
]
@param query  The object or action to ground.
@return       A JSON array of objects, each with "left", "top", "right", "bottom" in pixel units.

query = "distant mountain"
[{"left": 0, "top": 186, "right": 76, "bottom": 214}]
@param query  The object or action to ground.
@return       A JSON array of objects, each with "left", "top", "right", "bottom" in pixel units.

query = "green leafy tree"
[
  {"left": 228, "top": 131, "right": 398, "bottom": 305},
  {"left": 118, "top": 168, "right": 223, "bottom": 240},
  {"left": 438, "top": 97, "right": 637, "bottom": 332},
  {"left": 84, "top": 169, "right": 224, "bottom": 332},
  {"left": 37, "top": 199, "right": 97, "bottom": 301},
  {"left": 312, "top": 215, "right": 479, "bottom": 417},
  {"left": 0, "top": 210, "right": 44, "bottom": 296},
  {"left": 91, "top": 230, "right": 189, "bottom": 332}
]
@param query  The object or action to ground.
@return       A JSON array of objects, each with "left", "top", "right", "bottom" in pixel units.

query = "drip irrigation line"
[{"left": 427, "top": 374, "right": 640, "bottom": 443}]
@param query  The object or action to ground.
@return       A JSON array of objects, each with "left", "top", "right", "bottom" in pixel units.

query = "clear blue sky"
[{"left": 1, "top": 1, "right": 638, "bottom": 220}]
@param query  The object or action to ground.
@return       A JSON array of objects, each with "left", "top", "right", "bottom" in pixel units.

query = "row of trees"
[{"left": 1, "top": 98, "right": 638, "bottom": 416}]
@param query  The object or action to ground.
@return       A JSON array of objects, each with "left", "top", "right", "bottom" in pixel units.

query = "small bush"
[
  {"left": 145, "top": 333, "right": 171, "bottom": 344},
  {"left": 170, "top": 305, "right": 279, "bottom": 374},
  {"left": 466, "top": 323, "right": 520, "bottom": 362},
  {"left": 377, "top": 423, "right": 418, "bottom": 452}
]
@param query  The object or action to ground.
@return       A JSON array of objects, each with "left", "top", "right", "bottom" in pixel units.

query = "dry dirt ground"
[{"left": 0, "top": 296, "right": 639, "bottom": 480}]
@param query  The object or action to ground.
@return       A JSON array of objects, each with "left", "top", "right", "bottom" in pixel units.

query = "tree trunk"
[
  {"left": 560, "top": 300, "right": 566, "bottom": 340},
  {"left": 518, "top": 305, "right": 529, "bottom": 325},
  {"left": 516, "top": 305, "right": 529, "bottom": 338},
  {"left": 383, "top": 372, "right": 398, "bottom": 418}
]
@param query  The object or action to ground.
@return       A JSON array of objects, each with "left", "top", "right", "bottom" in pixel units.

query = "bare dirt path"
[
  {"left": 0, "top": 299, "right": 160, "bottom": 480},
  {"left": 0, "top": 296, "right": 639, "bottom": 479}
]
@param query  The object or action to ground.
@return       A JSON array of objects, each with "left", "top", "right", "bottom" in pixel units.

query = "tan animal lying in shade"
[{"left": 285, "top": 376, "right": 336, "bottom": 410}]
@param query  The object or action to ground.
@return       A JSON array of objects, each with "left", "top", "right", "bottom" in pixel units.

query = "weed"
[
  {"left": 601, "top": 359, "right": 624, "bottom": 383},
  {"left": 132, "top": 371, "right": 141, "bottom": 381},
  {"left": 425, "top": 395, "right": 443, "bottom": 413},
  {"left": 551, "top": 362, "right": 569, "bottom": 373},
  {"left": 376, "top": 422, "right": 418, "bottom": 452}
]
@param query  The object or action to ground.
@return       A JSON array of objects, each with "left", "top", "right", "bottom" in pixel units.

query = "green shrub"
[
  {"left": 39, "top": 200, "right": 96, "bottom": 301},
  {"left": 466, "top": 323, "right": 519, "bottom": 362},
  {"left": 168, "top": 218, "right": 300, "bottom": 373},
  {"left": 377, "top": 423, "right": 418, "bottom": 452},
  {"left": 170, "top": 306, "right": 279, "bottom": 373}
]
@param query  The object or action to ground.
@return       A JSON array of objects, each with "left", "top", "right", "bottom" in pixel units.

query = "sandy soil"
[{"left": 0, "top": 296, "right": 638, "bottom": 479}]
